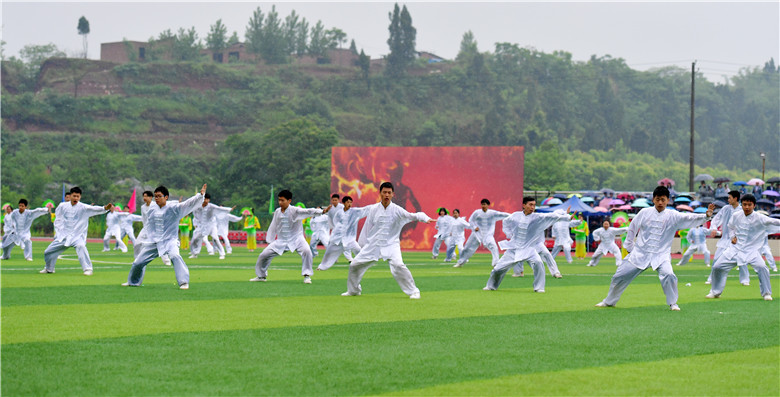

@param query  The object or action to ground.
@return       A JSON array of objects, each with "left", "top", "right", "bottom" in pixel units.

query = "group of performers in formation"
[{"left": 2, "top": 183, "right": 778, "bottom": 309}]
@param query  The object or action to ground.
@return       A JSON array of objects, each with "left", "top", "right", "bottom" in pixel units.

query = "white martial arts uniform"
[
  {"left": 190, "top": 203, "right": 231, "bottom": 257},
  {"left": 126, "top": 193, "right": 204, "bottom": 287},
  {"left": 42, "top": 202, "right": 108, "bottom": 273},
  {"left": 445, "top": 217, "right": 471, "bottom": 262},
  {"left": 759, "top": 226, "right": 780, "bottom": 272},
  {"left": 486, "top": 210, "right": 571, "bottom": 291},
  {"left": 1, "top": 207, "right": 48, "bottom": 260},
  {"left": 587, "top": 226, "right": 629, "bottom": 267},
  {"left": 677, "top": 225, "right": 711, "bottom": 266},
  {"left": 455, "top": 209, "right": 510, "bottom": 267},
  {"left": 432, "top": 215, "right": 453, "bottom": 259},
  {"left": 216, "top": 212, "right": 242, "bottom": 254},
  {"left": 549, "top": 219, "right": 582, "bottom": 264},
  {"left": 254, "top": 205, "right": 323, "bottom": 279},
  {"left": 309, "top": 214, "right": 331, "bottom": 257},
  {"left": 708, "top": 211, "right": 780, "bottom": 299},
  {"left": 118, "top": 213, "right": 142, "bottom": 246},
  {"left": 317, "top": 206, "right": 369, "bottom": 270},
  {"left": 707, "top": 204, "right": 750, "bottom": 284},
  {"left": 598, "top": 207, "right": 710, "bottom": 308},
  {"left": 344, "top": 202, "right": 431, "bottom": 297},
  {"left": 102, "top": 210, "right": 128, "bottom": 252}
]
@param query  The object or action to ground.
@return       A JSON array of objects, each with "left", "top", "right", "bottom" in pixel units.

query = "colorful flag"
[
  {"left": 127, "top": 189, "right": 137, "bottom": 213},
  {"left": 269, "top": 185, "right": 274, "bottom": 214}
]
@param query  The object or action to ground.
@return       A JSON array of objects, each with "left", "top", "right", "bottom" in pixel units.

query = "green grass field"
[{"left": 2, "top": 242, "right": 778, "bottom": 396}]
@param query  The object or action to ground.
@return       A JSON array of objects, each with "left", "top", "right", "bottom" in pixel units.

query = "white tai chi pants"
[
  {"left": 457, "top": 234, "right": 500, "bottom": 267},
  {"left": 550, "top": 243, "right": 574, "bottom": 264},
  {"left": 709, "top": 256, "right": 772, "bottom": 298},
  {"left": 127, "top": 244, "right": 189, "bottom": 287},
  {"left": 2, "top": 237, "right": 31, "bottom": 260},
  {"left": 432, "top": 235, "right": 446, "bottom": 258},
  {"left": 191, "top": 227, "right": 223, "bottom": 256},
  {"left": 445, "top": 237, "right": 465, "bottom": 261},
  {"left": 103, "top": 228, "right": 127, "bottom": 252},
  {"left": 513, "top": 249, "right": 560, "bottom": 276},
  {"left": 255, "top": 244, "right": 313, "bottom": 278},
  {"left": 309, "top": 231, "right": 330, "bottom": 257},
  {"left": 678, "top": 243, "right": 711, "bottom": 266},
  {"left": 317, "top": 240, "right": 361, "bottom": 270},
  {"left": 43, "top": 240, "right": 93, "bottom": 272},
  {"left": 346, "top": 249, "right": 420, "bottom": 297},
  {"left": 489, "top": 251, "right": 546, "bottom": 292},
  {"left": 759, "top": 244, "right": 777, "bottom": 271},
  {"left": 707, "top": 246, "right": 749, "bottom": 284},
  {"left": 602, "top": 261, "right": 678, "bottom": 306},
  {"left": 588, "top": 242, "right": 622, "bottom": 267}
]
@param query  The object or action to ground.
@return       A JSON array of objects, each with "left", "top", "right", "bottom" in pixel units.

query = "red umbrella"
[
  {"left": 676, "top": 204, "right": 693, "bottom": 212},
  {"left": 609, "top": 199, "right": 625, "bottom": 206},
  {"left": 658, "top": 178, "right": 675, "bottom": 186}
]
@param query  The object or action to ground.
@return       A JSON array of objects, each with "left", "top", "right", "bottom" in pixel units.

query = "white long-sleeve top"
[
  {"left": 357, "top": 202, "right": 431, "bottom": 260},
  {"left": 54, "top": 202, "right": 108, "bottom": 246},
  {"left": 192, "top": 203, "right": 231, "bottom": 231},
  {"left": 592, "top": 226, "right": 629, "bottom": 245},
  {"left": 687, "top": 225, "right": 709, "bottom": 246},
  {"left": 144, "top": 193, "right": 204, "bottom": 256},
  {"left": 434, "top": 215, "right": 453, "bottom": 239},
  {"left": 709, "top": 204, "right": 740, "bottom": 249},
  {"left": 447, "top": 217, "right": 471, "bottom": 243},
  {"left": 265, "top": 206, "right": 323, "bottom": 254},
  {"left": 326, "top": 202, "right": 344, "bottom": 228},
  {"left": 551, "top": 219, "right": 582, "bottom": 246},
  {"left": 6, "top": 208, "right": 48, "bottom": 241},
  {"left": 722, "top": 210, "right": 780, "bottom": 264},
  {"left": 624, "top": 207, "right": 710, "bottom": 270},
  {"left": 310, "top": 214, "right": 331, "bottom": 235},
  {"left": 216, "top": 212, "right": 243, "bottom": 236},
  {"left": 500, "top": 210, "right": 571, "bottom": 261},
  {"left": 53, "top": 202, "right": 67, "bottom": 236},
  {"left": 468, "top": 209, "right": 510, "bottom": 244},
  {"left": 105, "top": 211, "right": 123, "bottom": 235},
  {"left": 3, "top": 212, "right": 16, "bottom": 234},
  {"left": 329, "top": 206, "right": 369, "bottom": 245}
]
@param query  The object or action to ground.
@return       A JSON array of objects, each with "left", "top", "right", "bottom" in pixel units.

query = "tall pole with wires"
[{"left": 689, "top": 61, "right": 695, "bottom": 192}]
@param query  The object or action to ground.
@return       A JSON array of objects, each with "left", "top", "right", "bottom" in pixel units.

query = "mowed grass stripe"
[
  {"left": 380, "top": 347, "right": 780, "bottom": 396},
  {"left": 4, "top": 279, "right": 777, "bottom": 344},
  {"left": 2, "top": 302, "right": 777, "bottom": 396}
]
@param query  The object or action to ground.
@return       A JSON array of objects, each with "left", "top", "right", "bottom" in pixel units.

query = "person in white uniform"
[
  {"left": 485, "top": 198, "right": 574, "bottom": 292},
  {"left": 189, "top": 193, "right": 231, "bottom": 259},
  {"left": 706, "top": 190, "right": 750, "bottom": 285},
  {"left": 251, "top": 190, "right": 326, "bottom": 284},
  {"left": 215, "top": 211, "right": 242, "bottom": 254},
  {"left": 41, "top": 187, "right": 113, "bottom": 275},
  {"left": 102, "top": 206, "right": 128, "bottom": 253},
  {"left": 124, "top": 185, "right": 206, "bottom": 290},
  {"left": 1, "top": 199, "right": 50, "bottom": 261},
  {"left": 586, "top": 221, "right": 629, "bottom": 267},
  {"left": 675, "top": 224, "right": 711, "bottom": 267},
  {"left": 117, "top": 207, "right": 142, "bottom": 246},
  {"left": 595, "top": 186, "right": 714, "bottom": 311},
  {"left": 309, "top": 212, "right": 331, "bottom": 257},
  {"left": 549, "top": 217, "right": 583, "bottom": 264},
  {"left": 432, "top": 208, "right": 452, "bottom": 259},
  {"left": 444, "top": 209, "right": 470, "bottom": 262},
  {"left": 706, "top": 194, "right": 780, "bottom": 301},
  {"left": 317, "top": 196, "right": 369, "bottom": 270},
  {"left": 454, "top": 199, "right": 510, "bottom": 268},
  {"left": 758, "top": 225, "right": 780, "bottom": 272},
  {"left": 341, "top": 182, "right": 432, "bottom": 299}
]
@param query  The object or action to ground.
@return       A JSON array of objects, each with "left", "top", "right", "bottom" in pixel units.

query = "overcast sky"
[{"left": 2, "top": 1, "right": 778, "bottom": 83}]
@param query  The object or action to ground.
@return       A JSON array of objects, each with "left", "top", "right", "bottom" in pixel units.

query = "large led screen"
[{"left": 331, "top": 146, "right": 524, "bottom": 250}]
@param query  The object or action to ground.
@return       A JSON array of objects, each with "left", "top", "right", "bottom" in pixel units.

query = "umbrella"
[
  {"left": 747, "top": 178, "right": 764, "bottom": 186},
  {"left": 599, "top": 198, "right": 612, "bottom": 208},
  {"left": 766, "top": 176, "right": 780, "bottom": 184},
  {"left": 776, "top": 201, "right": 780, "bottom": 207},
  {"left": 694, "top": 207, "right": 708, "bottom": 213},
  {"left": 689, "top": 200, "right": 702, "bottom": 207},
  {"left": 617, "top": 193, "right": 633, "bottom": 200},
  {"left": 699, "top": 196, "right": 714, "bottom": 204},
  {"left": 658, "top": 178, "right": 675, "bottom": 186},
  {"left": 600, "top": 188, "right": 615, "bottom": 195},
  {"left": 756, "top": 198, "right": 774, "bottom": 206},
  {"left": 609, "top": 199, "right": 625, "bottom": 206},
  {"left": 631, "top": 199, "right": 650, "bottom": 208},
  {"left": 543, "top": 197, "right": 563, "bottom": 205},
  {"left": 713, "top": 177, "right": 730, "bottom": 183},
  {"left": 763, "top": 191, "right": 780, "bottom": 197},
  {"left": 581, "top": 196, "right": 595, "bottom": 203},
  {"left": 676, "top": 204, "right": 694, "bottom": 212},
  {"left": 674, "top": 196, "right": 691, "bottom": 203},
  {"left": 616, "top": 204, "right": 633, "bottom": 210},
  {"left": 694, "top": 174, "right": 714, "bottom": 182},
  {"left": 712, "top": 200, "right": 727, "bottom": 208},
  {"left": 536, "top": 196, "right": 603, "bottom": 215},
  {"left": 733, "top": 181, "right": 747, "bottom": 186},
  {"left": 567, "top": 193, "right": 582, "bottom": 198},
  {"left": 553, "top": 193, "right": 568, "bottom": 200},
  {"left": 593, "top": 206, "right": 609, "bottom": 212}
]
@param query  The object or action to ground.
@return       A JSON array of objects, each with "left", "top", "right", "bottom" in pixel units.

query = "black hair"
[
  {"left": 331, "top": 193, "right": 340, "bottom": 199},
  {"left": 18, "top": 198, "right": 28, "bottom": 206},
  {"left": 154, "top": 185, "right": 169, "bottom": 197},
  {"left": 727, "top": 190, "right": 740, "bottom": 200},
  {"left": 437, "top": 207, "right": 449, "bottom": 215},
  {"left": 342, "top": 196, "right": 353, "bottom": 203},
  {"left": 652, "top": 186, "right": 670, "bottom": 199},
  {"left": 453, "top": 208, "right": 460, "bottom": 214},
  {"left": 523, "top": 197, "right": 536, "bottom": 205},
  {"left": 480, "top": 198, "right": 490, "bottom": 205},
  {"left": 379, "top": 182, "right": 394, "bottom": 192},
  {"left": 142, "top": 191, "right": 154, "bottom": 197},
  {"left": 741, "top": 194, "right": 756, "bottom": 205},
  {"left": 204, "top": 193, "right": 211, "bottom": 200},
  {"left": 278, "top": 190, "right": 293, "bottom": 200},
  {"left": 64, "top": 191, "right": 71, "bottom": 196},
  {"left": 70, "top": 186, "right": 82, "bottom": 195}
]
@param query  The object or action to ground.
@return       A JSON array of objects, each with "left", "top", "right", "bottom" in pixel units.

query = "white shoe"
[
  {"left": 534, "top": 289, "right": 545, "bottom": 293},
  {"left": 102, "top": 249, "right": 110, "bottom": 252},
  {"left": 227, "top": 250, "right": 232, "bottom": 254},
  {"left": 553, "top": 273, "right": 562, "bottom": 279},
  {"left": 208, "top": 252, "right": 215, "bottom": 256},
  {"left": 219, "top": 255, "right": 225, "bottom": 260},
  {"left": 453, "top": 263, "right": 462, "bottom": 268},
  {"left": 705, "top": 293, "right": 719, "bottom": 299},
  {"left": 482, "top": 286, "right": 496, "bottom": 291},
  {"left": 25, "top": 258, "right": 33, "bottom": 261},
  {"left": 179, "top": 283, "right": 189, "bottom": 290},
  {"left": 511, "top": 272, "right": 524, "bottom": 277},
  {"left": 773, "top": 268, "right": 778, "bottom": 273},
  {"left": 670, "top": 304, "right": 681, "bottom": 311},
  {"left": 586, "top": 263, "right": 595, "bottom": 267},
  {"left": 83, "top": 270, "right": 93, "bottom": 276},
  {"left": 162, "top": 256, "right": 172, "bottom": 266},
  {"left": 120, "top": 249, "right": 128, "bottom": 253},
  {"left": 39, "top": 268, "right": 54, "bottom": 274},
  {"left": 188, "top": 254, "right": 197, "bottom": 259},
  {"left": 409, "top": 292, "right": 421, "bottom": 299},
  {"left": 764, "top": 294, "right": 773, "bottom": 301},
  {"left": 674, "top": 262, "right": 682, "bottom": 266},
  {"left": 705, "top": 280, "right": 711, "bottom": 285},
  {"left": 594, "top": 301, "right": 613, "bottom": 307},
  {"left": 249, "top": 277, "right": 267, "bottom": 282},
  {"left": 741, "top": 282, "right": 750, "bottom": 286},
  {"left": 341, "top": 291, "right": 360, "bottom": 296},
  {"left": 303, "top": 275, "right": 312, "bottom": 284},
  {"left": 121, "top": 282, "right": 129, "bottom": 286}
]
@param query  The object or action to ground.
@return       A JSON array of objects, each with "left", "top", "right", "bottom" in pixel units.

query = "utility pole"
[{"left": 689, "top": 61, "right": 696, "bottom": 192}]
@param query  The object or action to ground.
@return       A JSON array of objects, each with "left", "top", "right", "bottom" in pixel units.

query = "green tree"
[
  {"left": 259, "top": 5, "right": 288, "bottom": 64},
  {"left": 357, "top": 49, "right": 370, "bottom": 85},
  {"left": 524, "top": 141, "right": 570, "bottom": 190},
  {"left": 349, "top": 39, "right": 358, "bottom": 55},
  {"left": 173, "top": 27, "right": 202, "bottom": 61},
  {"left": 385, "top": 4, "right": 416, "bottom": 77},
  {"left": 308, "top": 21, "right": 327, "bottom": 57},
  {"left": 326, "top": 28, "right": 347, "bottom": 49},
  {"left": 294, "top": 18, "right": 309, "bottom": 56},
  {"left": 245, "top": 7, "right": 264, "bottom": 55},
  {"left": 456, "top": 30, "right": 478, "bottom": 62},
  {"left": 206, "top": 19, "right": 228, "bottom": 61},
  {"left": 77, "top": 16, "right": 90, "bottom": 58},
  {"left": 228, "top": 31, "right": 240, "bottom": 46}
]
